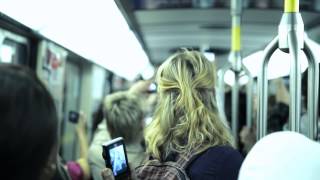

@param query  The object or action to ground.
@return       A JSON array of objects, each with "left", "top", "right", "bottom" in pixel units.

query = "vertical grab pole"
[
  {"left": 304, "top": 38, "right": 319, "bottom": 139},
  {"left": 288, "top": 31, "right": 301, "bottom": 132},
  {"left": 243, "top": 66, "right": 253, "bottom": 128},
  {"left": 279, "top": 0, "right": 304, "bottom": 132},
  {"left": 257, "top": 37, "right": 279, "bottom": 140},
  {"left": 230, "top": 0, "right": 242, "bottom": 145},
  {"left": 284, "top": 0, "right": 299, "bottom": 13},
  {"left": 232, "top": 72, "right": 240, "bottom": 145}
]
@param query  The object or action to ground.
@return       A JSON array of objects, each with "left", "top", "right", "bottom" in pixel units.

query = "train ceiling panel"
[{"left": 116, "top": 0, "right": 320, "bottom": 69}]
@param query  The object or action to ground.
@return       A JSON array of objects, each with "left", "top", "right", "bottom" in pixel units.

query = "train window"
[
  {"left": 1, "top": 38, "right": 28, "bottom": 65},
  {"left": 0, "top": 43, "right": 14, "bottom": 63}
]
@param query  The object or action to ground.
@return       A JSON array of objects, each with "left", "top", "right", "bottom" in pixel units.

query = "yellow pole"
[
  {"left": 232, "top": 26, "right": 241, "bottom": 51},
  {"left": 284, "top": 0, "right": 299, "bottom": 13}
]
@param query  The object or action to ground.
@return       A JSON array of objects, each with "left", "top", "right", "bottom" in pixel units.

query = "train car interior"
[{"left": 0, "top": 0, "right": 319, "bottom": 179}]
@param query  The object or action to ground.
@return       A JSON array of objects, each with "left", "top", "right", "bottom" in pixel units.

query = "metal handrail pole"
[
  {"left": 257, "top": 37, "right": 279, "bottom": 140},
  {"left": 243, "top": 66, "right": 253, "bottom": 128},
  {"left": 303, "top": 38, "right": 319, "bottom": 139},
  {"left": 279, "top": 0, "right": 304, "bottom": 133},
  {"left": 232, "top": 71, "right": 240, "bottom": 145},
  {"left": 288, "top": 31, "right": 302, "bottom": 132}
]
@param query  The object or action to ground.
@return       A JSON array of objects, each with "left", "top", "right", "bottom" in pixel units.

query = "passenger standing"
[
  {"left": 64, "top": 112, "right": 91, "bottom": 180},
  {"left": 103, "top": 91, "right": 146, "bottom": 169},
  {"left": 102, "top": 50, "right": 244, "bottom": 180},
  {"left": 89, "top": 82, "right": 150, "bottom": 180},
  {"left": 0, "top": 64, "right": 59, "bottom": 180},
  {"left": 240, "top": 78, "right": 290, "bottom": 155}
]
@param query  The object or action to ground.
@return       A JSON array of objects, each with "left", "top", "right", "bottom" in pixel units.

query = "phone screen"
[
  {"left": 69, "top": 111, "right": 79, "bottom": 123},
  {"left": 102, "top": 137, "right": 129, "bottom": 178}
]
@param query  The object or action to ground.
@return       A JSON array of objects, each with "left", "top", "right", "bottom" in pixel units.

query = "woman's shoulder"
[
  {"left": 187, "top": 145, "right": 244, "bottom": 180},
  {"left": 195, "top": 145, "right": 243, "bottom": 166},
  {"left": 205, "top": 145, "right": 243, "bottom": 156}
]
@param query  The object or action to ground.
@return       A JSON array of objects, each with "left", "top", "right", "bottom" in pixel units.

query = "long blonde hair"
[{"left": 145, "top": 50, "right": 233, "bottom": 160}]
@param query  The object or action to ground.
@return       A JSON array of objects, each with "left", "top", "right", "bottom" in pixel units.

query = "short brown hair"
[{"left": 104, "top": 91, "right": 144, "bottom": 143}]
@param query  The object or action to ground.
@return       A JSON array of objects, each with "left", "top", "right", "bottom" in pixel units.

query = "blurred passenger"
[
  {"left": 65, "top": 112, "right": 90, "bottom": 180},
  {"left": 103, "top": 50, "right": 244, "bottom": 180},
  {"left": 89, "top": 81, "right": 150, "bottom": 180},
  {"left": 0, "top": 64, "right": 58, "bottom": 180},
  {"left": 240, "top": 78, "right": 290, "bottom": 155},
  {"left": 104, "top": 91, "right": 146, "bottom": 168},
  {"left": 268, "top": 78, "right": 290, "bottom": 132},
  {"left": 224, "top": 88, "right": 247, "bottom": 154},
  {"left": 238, "top": 131, "right": 320, "bottom": 180}
]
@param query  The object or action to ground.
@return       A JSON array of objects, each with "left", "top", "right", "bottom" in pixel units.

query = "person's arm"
[
  {"left": 128, "top": 80, "right": 152, "bottom": 96},
  {"left": 75, "top": 112, "right": 90, "bottom": 180},
  {"left": 101, "top": 165, "right": 138, "bottom": 180},
  {"left": 88, "top": 120, "right": 111, "bottom": 180}
]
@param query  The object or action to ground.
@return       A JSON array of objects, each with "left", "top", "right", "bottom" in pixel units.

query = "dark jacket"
[{"left": 187, "top": 146, "right": 244, "bottom": 180}]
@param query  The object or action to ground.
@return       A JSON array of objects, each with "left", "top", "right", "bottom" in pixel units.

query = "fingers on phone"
[{"left": 101, "top": 168, "right": 115, "bottom": 180}]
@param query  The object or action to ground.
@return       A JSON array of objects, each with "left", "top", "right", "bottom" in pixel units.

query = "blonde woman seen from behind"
[
  {"left": 144, "top": 50, "right": 243, "bottom": 179},
  {"left": 102, "top": 50, "right": 243, "bottom": 180}
]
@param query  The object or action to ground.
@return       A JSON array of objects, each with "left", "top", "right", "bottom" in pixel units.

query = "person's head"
[
  {"left": 145, "top": 50, "right": 233, "bottom": 160},
  {"left": 0, "top": 64, "right": 58, "bottom": 180},
  {"left": 238, "top": 131, "right": 320, "bottom": 180},
  {"left": 104, "top": 91, "right": 144, "bottom": 144}
]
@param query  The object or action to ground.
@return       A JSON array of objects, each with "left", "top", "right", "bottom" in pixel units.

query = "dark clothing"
[
  {"left": 52, "top": 158, "right": 71, "bottom": 180},
  {"left": 187, "top": 146, "right": 244, "bottom": 180},
  {"left": 268, "top": 102, "right": 289, "bottom": 133}
]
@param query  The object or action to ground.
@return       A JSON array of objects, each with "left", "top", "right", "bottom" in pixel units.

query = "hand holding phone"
[
  {"left": 101, "top": 168, "right": 115, "bottom": 180},
  {"left": 102, "top": 137, "right": 130, "bottom": 179}
]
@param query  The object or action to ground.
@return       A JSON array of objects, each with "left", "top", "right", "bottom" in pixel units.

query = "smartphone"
[
  {"left": 102, "top": 137, "right": 130, "bottom": 179},
  {"left": 147, "top": 83, "right": 157, "bottom": 93},
  {"left": 68, "top": 111, "right": 79, "bottom": 123}
]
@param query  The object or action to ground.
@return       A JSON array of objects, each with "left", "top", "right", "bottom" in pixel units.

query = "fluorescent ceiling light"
[{"left": 0, "top": 0, "right": 149, "bottom": 81}]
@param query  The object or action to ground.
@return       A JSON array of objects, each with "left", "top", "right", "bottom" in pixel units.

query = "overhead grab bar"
[{"left": 257, "top": 0, "right": 319, "bottom": 140}]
